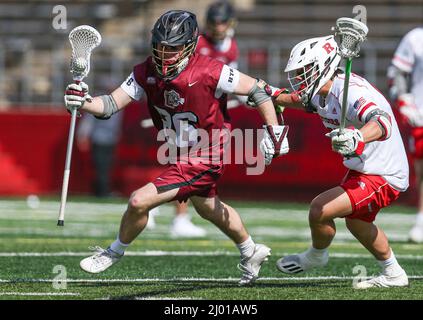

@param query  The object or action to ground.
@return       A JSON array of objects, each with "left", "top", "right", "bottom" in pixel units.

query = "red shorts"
[
  {"left": 410, "top": 127, "right": 423, "bottom": 159},
  {"left": 152, "top": 162, "right": 224, "bottom": 202},
  {"left": 340, "top": 170, "right": 400, "bottom": 223}
]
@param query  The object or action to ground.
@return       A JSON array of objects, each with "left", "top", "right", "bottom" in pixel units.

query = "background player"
[
  {"left": 197, "top": 1, "right": 238, "bottom": 68},
  {"left": 64, "top": 10, "right": 288, "bottom": 285},
  {"left": 266, "top": 35, "right": 409, "bottom": 288},
  {"left": 388, "top": 26, "right": 423, "bottom": 243},
  {"left": 76, "top": 112, "right": 123, "bottom": 198}
]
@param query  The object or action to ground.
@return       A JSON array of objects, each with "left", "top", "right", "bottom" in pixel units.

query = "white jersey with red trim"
[
  {"left": 310, "top": 73, "right": 409, "bottom": 191},
  {"left": 392, "top": 27, "right": 423, "bottom": 108}
]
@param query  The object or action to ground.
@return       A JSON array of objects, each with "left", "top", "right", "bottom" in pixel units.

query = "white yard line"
[
  {"left": 0, "top": 276, "right": 422, "bottom": 284},
  {"left": 0, "top": 251, "right": 238, "bottom": 257},
  {"left": 0, "top": 292, "right": 80, "bottom": 296},
  {"left": 1, "top": 251, "right": 423, "bottom": 260},
  {"left": 135, "top": 297, "right": 202, "bottom": 300}
]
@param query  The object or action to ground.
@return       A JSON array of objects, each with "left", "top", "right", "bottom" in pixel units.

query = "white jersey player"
[
  {"left": 265, "top": 35, "right": 409, "bottom": 288},
  {"left": 312, "top": 73, "right": 408, "bottom": 192},
  {"left": 388, "top": 27, "right": 423, "bottom": 243}
]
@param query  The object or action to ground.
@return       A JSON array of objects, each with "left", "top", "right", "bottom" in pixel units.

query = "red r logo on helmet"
[{"left": 322, "top": 42, "right": 334, "bottom": 54}]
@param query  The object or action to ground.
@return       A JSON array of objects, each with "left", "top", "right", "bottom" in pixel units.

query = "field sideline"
[{"left": 0, "top": 197, "right": 422, "bottom": 300}]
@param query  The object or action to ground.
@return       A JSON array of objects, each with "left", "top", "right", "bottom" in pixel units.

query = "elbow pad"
[
  {"left": 247, "top": 79, "right": 273, "bottom": 107},
  {"left": 96, "top": 95, "right": 119, "bottom": 120},
  {"left": 365, "top": 109, "right": 392, "bottom": 140}
]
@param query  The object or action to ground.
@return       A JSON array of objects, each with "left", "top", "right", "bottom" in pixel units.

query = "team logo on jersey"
[
  {"left": 164, "top": 90, "right": 185, "bottom": 109},
  {"left": 147, "top": 77, "right": 156, "bottom": 85},
  {"left": 320, "top": 115, "right": 340, "bottom": 126}
]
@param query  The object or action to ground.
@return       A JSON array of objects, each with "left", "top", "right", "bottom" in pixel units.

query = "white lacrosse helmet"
[{"left": 285, "top": 35, "right": 341, "bottom": 103}]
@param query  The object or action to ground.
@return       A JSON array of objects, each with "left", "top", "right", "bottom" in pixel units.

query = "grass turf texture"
[{"left": 0, "top": 197, "right": 422, "bottom": 300}]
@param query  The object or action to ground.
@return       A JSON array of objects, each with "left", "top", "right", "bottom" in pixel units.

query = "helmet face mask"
[
  {"left": 152, "top": 42, "right": 196, "bottom": 79},
  {"left": 151, "top": 10, "right": 199, "bottom": 80},
  {"left": 288, "top": 63, "right": 320, "bottom": 97},
  {"left": 285, "top": 36, "right": 341, "bottom": 103}
]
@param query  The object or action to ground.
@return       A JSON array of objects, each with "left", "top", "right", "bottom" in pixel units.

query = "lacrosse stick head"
[
  {"left": 333, "top": 17, "right": 368, "bottom": 59},
  {"left": 69, "top": 25, "right": 102, "bottom": 81}
]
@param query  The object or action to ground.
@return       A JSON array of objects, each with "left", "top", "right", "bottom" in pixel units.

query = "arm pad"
[
  {"left": 96, "top": 95, "right": 119, "bottom": 120},
  {"left": 365, "top": 109, "right": 392, "bottom": 140},
  {"left": 247, "top": 79, "right": 272, "bottom": 107}
]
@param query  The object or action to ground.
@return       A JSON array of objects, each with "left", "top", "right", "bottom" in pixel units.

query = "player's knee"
[
  {"left": 128, "top": 192, "right": 149, "bottom": 214},
  {"left": 309, "top": 198, "right": 326, "bottom": 224}
]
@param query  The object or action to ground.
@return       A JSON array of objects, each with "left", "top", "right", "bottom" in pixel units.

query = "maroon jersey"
[
  {"left": 133, "top": 53, "right": 230, "bottom": 131},
  {"left": 122, "top": 53, "right": 240, "bottom": 162},
  {"left": 196, "top": 34, "right": 239, "bottom": 68}
]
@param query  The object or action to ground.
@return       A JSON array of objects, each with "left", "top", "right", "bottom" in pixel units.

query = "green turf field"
[{"left": 0, "top": 197, "right": 422, "bottom": 300}]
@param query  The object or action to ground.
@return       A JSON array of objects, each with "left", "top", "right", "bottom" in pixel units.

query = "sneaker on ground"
[
  {"left": 276, "top": 250, "right": 328, "bottom": 274},
  {"left": 170, "top": 215, "right": 206, "bottom": 238},
  {"left": 409, "top": 223, "right": 423, "bottom": 243},
  {"left": 80, "top": 246, "right": 123, "bottom": 274},
  {"left": 238, "top": 244, "right": 271, "bottom": 285},
  {"left": 354, "top": 269, "right": 409, "bottom": 289}
]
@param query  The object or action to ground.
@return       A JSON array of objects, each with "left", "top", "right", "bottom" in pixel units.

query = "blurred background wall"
[{"left": 0, "top": 0, "right": 421, "bottom": 204}]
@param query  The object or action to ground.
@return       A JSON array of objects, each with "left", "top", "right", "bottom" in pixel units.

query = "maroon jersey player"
[
  {"left": 171, "top": 2, "right": 240, "bottom": 238},
  {"left": 196, "top": 1, "right": 239, "bottom": 69},
  {"left": 64, "top": 10, "right": 288, "bottom": 285}
]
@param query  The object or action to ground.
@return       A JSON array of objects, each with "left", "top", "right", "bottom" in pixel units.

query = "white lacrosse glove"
[
  {"left": 64, "top": 81, "right": 91, "bottom": 114},
  {"left": 325, "top": 127, "right": 365, "bottom": 157},
  {"left": 397, "top": 93, "right": 423, "bottom": 127},
  {"left": 260, "top": 125, "right": 289, "bottom": 165}
]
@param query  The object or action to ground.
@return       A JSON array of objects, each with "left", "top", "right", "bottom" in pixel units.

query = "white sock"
[
  {"left": 305, "top": 246, "right": 328, "bottom": 261},
  {"left": 237, "top": 236, "right": 255, "bottom": 258},
  {"left": 378, "top": 249, "right": 403, "bottom": 276},
  {"left": 109, "top": 236, "right": 129, "bottom": 256}
]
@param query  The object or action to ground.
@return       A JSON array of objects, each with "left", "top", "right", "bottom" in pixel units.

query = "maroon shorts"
[
  {"left": 340, "top": 170, "right": 400, "bottom": 223},
  {"left": 152, "top": 162, "right": 224, "bottom": 202},
  {"left": 410, "top": 127, "right": 423, "bottom": 159}
]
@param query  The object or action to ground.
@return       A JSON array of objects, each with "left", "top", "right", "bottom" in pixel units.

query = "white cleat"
[
  {"left": 354, "top": 270, "right": 409, "bottom": 289},
  {"left": 409, "top": 224, "right": 423, "bottom": 243},
  {"left": 170, "top": 215, "right": 206, "bottom": 238},
  {"left": 238, "top": 244, "right": 271, "bottom": 285},
  {"left": 80, "top": 246, "right": 123, "bottom": 274},
  {"left": 276, "top": 250, "right": 328, "bottom": 274}
]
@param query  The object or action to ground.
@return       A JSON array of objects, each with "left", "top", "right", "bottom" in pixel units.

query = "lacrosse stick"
[
  {"left": 58, "top": 25, "right": 102, "bottom": 226},
  {"left": 333, "top": 17, "right": 368, "bottom": 133}
]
